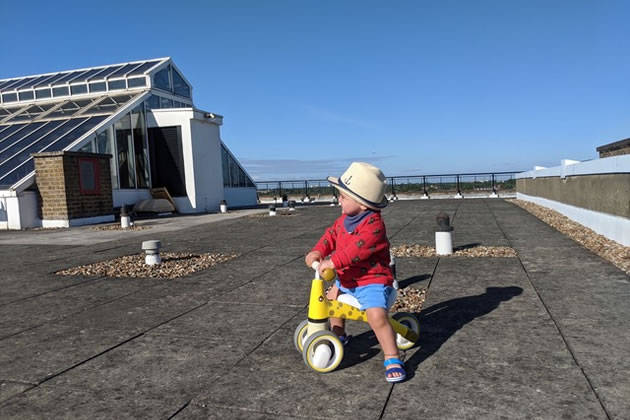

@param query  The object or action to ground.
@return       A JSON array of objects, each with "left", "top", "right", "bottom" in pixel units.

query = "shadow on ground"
[
  {"left": 337, "top": 286, "right": 523, "bottom": 375},
  {"left": 404, "top": 286, "right": 523, "bottom": 379}
]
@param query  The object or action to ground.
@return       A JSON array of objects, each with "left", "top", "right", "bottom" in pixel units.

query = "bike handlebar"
[{"left": 311, "top": 261, "right": 336, "bottom": 282}]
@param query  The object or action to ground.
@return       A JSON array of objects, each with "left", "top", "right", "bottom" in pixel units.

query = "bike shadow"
[
  {"left": 337, "top": 286, "right": 523, "bottom": 373},
  {"left": 404, "top": 286, "right": 523, "bottom": 379}
]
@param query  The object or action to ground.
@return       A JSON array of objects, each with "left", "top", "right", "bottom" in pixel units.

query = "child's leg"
[
  {"left": 366, "top": 307, "right": 403, "bottom": 379},
  {"left": 326, "top": 284, "right": 345, "bottom": 337}
]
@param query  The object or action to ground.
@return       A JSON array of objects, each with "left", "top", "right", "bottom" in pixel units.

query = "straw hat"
[{"left": 328, "top": 162, "right": 388, "bottom": 210}]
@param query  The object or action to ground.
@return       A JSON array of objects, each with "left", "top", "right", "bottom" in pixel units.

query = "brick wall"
[
  {"left": 33, "top": 151, "right": 113, "bottom": 221},
  {"left": 597, "top": 138, "right": 630, "bottom": 158},
  {"left": 599, "top": 146, "right": 630, "bottom": 158}
]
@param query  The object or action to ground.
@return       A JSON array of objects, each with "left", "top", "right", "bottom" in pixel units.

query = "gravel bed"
[
  {"left": 56, "top": 252, "right": 238, "bottom": 279},
  {"left": 392, "top": 244, "right": 517, "bottom": 258},
  {"left": 508, "top": 199, "right": 630, "bottom": 274},
  {"left": 247, "top": 211, "right": 298, "bottom": 218},
  {"left": 90, "top": 224, "right": 151, "bottom": 231},
  {"left": 390, "top": 287, "right": 426, "bottom": 313}
]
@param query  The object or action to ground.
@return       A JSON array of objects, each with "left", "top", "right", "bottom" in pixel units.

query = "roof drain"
[{"left": 142, "top": 240, "right": 162, "bottom": 265}]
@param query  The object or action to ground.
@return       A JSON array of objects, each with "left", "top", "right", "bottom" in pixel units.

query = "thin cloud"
[
  {"left": 300, "top": 104, "right": 375, "bottom": 129},
  {"left": 240, "top": 156, "right": 395, "bottom": 181}
]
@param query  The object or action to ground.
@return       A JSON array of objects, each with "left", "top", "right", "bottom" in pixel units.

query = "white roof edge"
[
  {"left": 516, "top": 154, "right": 630, "bottom": 179},
  {"left": 0, "top": 57, "right": 171, "bottom": 83}
]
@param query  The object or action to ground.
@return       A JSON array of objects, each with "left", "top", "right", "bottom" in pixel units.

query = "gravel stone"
[
  {"left": 391, "top": 244, "right": 517, "bottom": 258},
  {"left": 55, "top": 252, "right": 238, "bottom": 279},
  {"left": 90, "top": 224, "right": 151, "bottom": 231},
  {"left": 390, "top": 287, "right": 427, "bottom": 313}
]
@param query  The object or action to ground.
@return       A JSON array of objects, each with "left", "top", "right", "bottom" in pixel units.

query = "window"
[
  {"left": 52, "top": 86, "right": 69, "bottom": 97},
  {"left": 154, "top": 66, "right": 171, "bottom": 91},
  {"left": 70, "top": 84, "right": 88, "bottom": 95},
  {"left": 96, "top": 126, "right": 118, "bottom": 189},
  {"left": 221, "top": 145, "right": 255, "bottom": 188},
  {"left": 2, "top": 93, "right": 17, "bottom": 103},
  {"left": 127, "top": 77, "right": 146, "bottom": 88},
  {"left": 108, "top": 79, "right": 126, "bottom": 91},
  {"left": 35, "top": 89, "right": 52, "bottom": 99},
  {"left": 222, "top": 147, "right": 229, "bottom": 187},
  {"left": 89, "top": 82, "right": 106, "bottom": 93},
  {"left": 78, "top": 138, "right": 95, "bottom": 153},
  {"left": 159, "top": 97, "right": 173, "bottom": 108},
  {"left": 144, "top": 95, "right": 160, "bottom": 110},
  {"left": 78, "top": 157, "right": 101, "bottom": 195},
  {"left": 131, "top": 105, "right": 149, "bottom": 188},
  {"left": 18, "top": 91, "right": 34, "bottom": 101},
  {"left": 115, "top": 113, "right": 135, "bottom": 189},
  {"left": 172, "top": 69, "right": 191, "bottom": 98}
]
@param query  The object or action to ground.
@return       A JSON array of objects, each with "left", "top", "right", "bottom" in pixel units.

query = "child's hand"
[
  {"left": 318, "top": 258, "right": 336, "bottom": 276},
  {"left": 305, "top": 251, "right": 322, "bottom": 268}
]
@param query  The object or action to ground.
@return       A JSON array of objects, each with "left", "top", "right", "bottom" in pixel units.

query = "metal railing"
[{"left": 255, "top": 171, "right": 519, "bottom": 201}]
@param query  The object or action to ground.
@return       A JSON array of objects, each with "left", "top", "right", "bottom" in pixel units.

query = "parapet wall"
[
  {"left": 516, "top": 155, "right": 630, "bottom": 245},
  {"left": 516, "top": 174, "right": 630, "bottom": 218}
]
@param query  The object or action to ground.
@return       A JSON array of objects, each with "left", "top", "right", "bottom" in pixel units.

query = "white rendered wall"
[
  {"left": 147, "top": 109, "right": 196, "bottom": 212},
  {"left": 148, "top": 109, "right": 256, "bottom": 213},
  {"left": 516, "top": 192, "right": 630, "bottom": 246},
  {"left": 0, "top": 190, "right": 42, "bottom": 230},
  {"left": 189, "top": 118, "right": 225, "bottom": 212},
  {"left": 19, "top": 191, "right": 41, "bottom": 229}
]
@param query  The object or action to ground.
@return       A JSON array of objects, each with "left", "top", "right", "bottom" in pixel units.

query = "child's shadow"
[
  {"left": 338, "top": 286, "right": 523, "bottom": 373},
  {"left": 404, "top": 286, "right": 523, "bottom": 379}
]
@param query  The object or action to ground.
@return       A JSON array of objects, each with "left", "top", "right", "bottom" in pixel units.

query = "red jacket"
[{"left": 312, "top": 212, "right": 393, "bottom": 288}]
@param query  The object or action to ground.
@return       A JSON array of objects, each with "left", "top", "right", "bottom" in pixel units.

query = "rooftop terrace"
[{"left": 0, "top": 199, "right": 628, "bottom": 418}]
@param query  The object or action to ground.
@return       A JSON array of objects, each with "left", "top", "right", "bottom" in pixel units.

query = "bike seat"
[{"left": 337, "top": 293, "right": 361, "bottom": 309}]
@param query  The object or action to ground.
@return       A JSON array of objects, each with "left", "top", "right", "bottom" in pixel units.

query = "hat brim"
[{"left": 328, "top": 176, "right": 388, "bottom": 210}]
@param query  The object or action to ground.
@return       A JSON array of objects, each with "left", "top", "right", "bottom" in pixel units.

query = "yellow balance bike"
[{"left": 293, "top": 261, "right": 420, "bottom": 373}]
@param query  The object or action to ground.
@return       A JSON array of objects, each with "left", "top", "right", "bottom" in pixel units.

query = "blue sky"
[{"left": 1, "top": 1, "right": 629, "bottom": 180}]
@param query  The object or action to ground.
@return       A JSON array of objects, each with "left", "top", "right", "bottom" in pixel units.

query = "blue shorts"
[{"left": 336, "top": 279, "right": 396, "bottom": 310}]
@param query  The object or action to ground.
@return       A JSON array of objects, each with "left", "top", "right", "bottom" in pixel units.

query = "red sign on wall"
[{"left": 78, "top": 158, "right": 101, "bottom": 195}]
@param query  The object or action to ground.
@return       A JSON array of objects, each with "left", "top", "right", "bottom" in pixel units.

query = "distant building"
[
  {"left": 0, "top": 58, "right": 256, "bottom": 229},
  {"left": 596, "top": 137, "right": 630, "bottom": 158}
]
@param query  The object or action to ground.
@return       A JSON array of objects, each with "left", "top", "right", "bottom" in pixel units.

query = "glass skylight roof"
[
  {"left": 0, "top": 59, "right": 165, "bottom": 105},
  {"left": 0, "top": 57, "right": 195, "bottom": 190},
  {"left": 0, "top": 92, "right": 145, "bottom": 189}
]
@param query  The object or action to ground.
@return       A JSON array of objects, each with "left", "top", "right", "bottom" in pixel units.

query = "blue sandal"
[
  {"left": 338, "top": 334, "right": 352, "bottom": 346},
  {"left": 384, "top": 358, "right": 406, "bottom": 383}
]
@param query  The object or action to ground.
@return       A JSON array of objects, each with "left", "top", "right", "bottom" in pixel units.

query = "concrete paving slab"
[
  {"left": 0, "top": 384, "right": 186, "bottom": 419},
  {"left": 149, "top": 301, "right": 303, "bottom": 343},
  {"left": 55, "top": 294, "right": 207, "bottom": 333},
  {"left": 0, "top": 272, "right": 96, "bottom": 306},
  {"left": 37, "top": 334, "right": 248, "bottom": 418},
  {"left": 0, "top": 381, "right": 33, "bottom": 404},
  {"left": 217, "top": 262, "right": 313, "bottom": 306},
  {"left": 0, "top": 323, "right": 138, "bottom": 383},
  {"left": 189, "top": 364, "right": 393, "bottom": 420},
  {"left": 393, "top": 256, "right": 437, "bottom": 289},
  {"left": 176, "top": 404, "right": 304, "bottom": 419},
  {"left": 384, "top": 361, "right": 606, "bottom": 419}
]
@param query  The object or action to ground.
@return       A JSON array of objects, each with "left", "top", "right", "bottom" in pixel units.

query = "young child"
[{"left": 305, "top": 162, "right": 405, "bottom": 383}]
